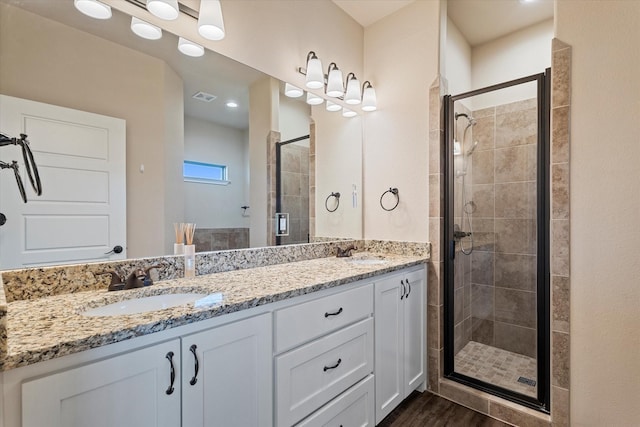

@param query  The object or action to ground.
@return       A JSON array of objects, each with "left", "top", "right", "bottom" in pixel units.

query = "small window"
[{"left": 183, "top": 160, "right": 229, "bottom": 185}]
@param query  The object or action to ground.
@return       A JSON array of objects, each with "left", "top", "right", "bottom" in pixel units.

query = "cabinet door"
[
  {"left": 374, "top": 275, "right": 404, "bottom": 424},
  {"left": 403, "top": 268, "right": 426, "bottom": 394},
  {"left": 22, "top": 340, "right": 181, "bottom": 427},
  {"left": 182, "top": 313, "right": 272, "bottom": 427}
]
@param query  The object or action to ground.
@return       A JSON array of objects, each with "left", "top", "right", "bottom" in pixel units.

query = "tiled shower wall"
[
  {"left": 468, "top": 98, "right": 538, "bottom": 359},
  {"left": 193, "top": 228, "right": 249, "bottom": 251},
  {"left": 428, "top": 38, "right": 572, "bottom": 426},
  {"left": 279, "top": 143, "right": 310, "bottom": 245}
]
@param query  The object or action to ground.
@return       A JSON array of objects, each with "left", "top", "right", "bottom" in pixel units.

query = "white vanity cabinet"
[
  {"left": 374, "top": 266, "right": 426, "bottom": 424},
  {"left": 274, "top": 283, "right": 374, "bottom": 427},
  {"left": 22, "top": 339, "right": 182, "bottom": 427},
  {"left": 20, "top": 313, "right": 272, "bottom": 427},
  {"left": 181, "top": 313, "right": 272, "bottom": 427}
]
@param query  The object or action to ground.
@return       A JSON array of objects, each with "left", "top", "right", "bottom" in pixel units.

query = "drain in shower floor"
[{"left": 517, "top": 376, "right": 537, "bottom": 386}]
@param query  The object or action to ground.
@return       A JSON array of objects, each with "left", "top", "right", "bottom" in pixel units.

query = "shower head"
[{"left": 466, "top": 140, "right": 479, "bottom": 156}]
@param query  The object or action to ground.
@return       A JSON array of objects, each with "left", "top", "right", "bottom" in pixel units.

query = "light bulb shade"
[
  {"left": 74, "top": 0, "right": 112, "bottom": 19},
  {"left": 344, "top": 74, "right": 361, "bottom": 105},
  {"left": 284, "top": 83, "right": 304, "bottom": 98},
  {"left": 342, "top": 108, "right": 357, "bottom": 118},
  {"left": 178, "top": 37, "right": 204, "bottom": 57},
  {"left": 306, "top": 92, "right": 323, "bottom": 106},
  {"left": 147, "top": 0, "right": 179, "bottom": 20},
  {"left": 326, "top": 63, "right": 344, "bottom": 97},
  {"left": 361, "top": 82, "right": 377, "bottom": 111},
  {"left": 198, "top": 0, "right": 225, "bottom": 40},
  {"left": 326, "top": 100, "right": 342, "bottom": 112},
  {"left": 131, "top": 17, "right": 162, "bottom": 40},
  {"left": 305, "top": 52, "right": 324, "bottom": 89}
]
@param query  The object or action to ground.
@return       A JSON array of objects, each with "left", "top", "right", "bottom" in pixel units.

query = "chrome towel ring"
[
  {"left": 325, "top": 192, "right": 341, "bottom": 212},
  {"left": 380, "top": 187, "right": 399, "bottom": 211}
]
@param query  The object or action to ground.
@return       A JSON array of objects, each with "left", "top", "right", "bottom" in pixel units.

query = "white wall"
[
  {"left": 313, "top": 108, "right": 363, "bottom": 239},
  {"left": 363, "top": 0, "right": 441, "bottom": 243},
  {"left": 183, "top": 116, "right": 249, "bottom": 229},
  {"left": 279, "top": 96, "right": 311, "bottom": 143},
  {"left": 471, "top": 19, "right": 553, "bottom": 109},
  {"left": 445, "top": 17, "right": 472, "bottom": 96},
  {"left": 555, "top": 1, "right": 640, "bottom": 424}
]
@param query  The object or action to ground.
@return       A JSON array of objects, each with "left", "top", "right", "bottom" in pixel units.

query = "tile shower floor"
[{"left": 455, "top": 341, "right": 537, "bottom": 397}]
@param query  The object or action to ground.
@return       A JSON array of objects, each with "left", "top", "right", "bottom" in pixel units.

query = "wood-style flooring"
[{"left": 377, "top": 391, "right": 511, "bottom": 427}]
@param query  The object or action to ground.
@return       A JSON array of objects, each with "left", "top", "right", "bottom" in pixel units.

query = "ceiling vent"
[{"left": 192, "top": 91, "right": 217, "bottom": 103}]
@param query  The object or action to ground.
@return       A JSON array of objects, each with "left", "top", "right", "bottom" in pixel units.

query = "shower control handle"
[{"left": 400, "top": 280, "right": 406, "bottom": 300}]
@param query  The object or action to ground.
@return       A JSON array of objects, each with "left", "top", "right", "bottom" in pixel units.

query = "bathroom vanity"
[{"left": 0, "top": 246, "right": 428, "bottom": 427}]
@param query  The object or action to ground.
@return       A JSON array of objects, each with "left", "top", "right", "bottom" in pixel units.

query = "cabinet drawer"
[
  {"left": 276, "top": 318, "right": 374, "bottom": 427},
  {"left": 275, "top": 284, "right": 373, "bottom": 353},
  {"left": 296, "top": 375, "right": 375, "bottom": 427}
]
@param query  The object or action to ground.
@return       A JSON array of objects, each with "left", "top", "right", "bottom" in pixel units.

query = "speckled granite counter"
[{"left": 2, "top": 252, "right": 427, "bottom": 371}]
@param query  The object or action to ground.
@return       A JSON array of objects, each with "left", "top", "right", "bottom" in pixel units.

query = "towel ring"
[
  {"left": 380, "top": 188, "right": 399, "bottom": 211},
  {"left": 325, "top": 192, "right": 341, "bottom": 212}
]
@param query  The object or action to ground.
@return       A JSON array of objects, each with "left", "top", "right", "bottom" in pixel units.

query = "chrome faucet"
[{"left": 336, "top": 245, "right": 357, "bottom": 258}]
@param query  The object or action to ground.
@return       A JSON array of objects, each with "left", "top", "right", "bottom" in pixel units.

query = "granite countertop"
[{"left": 3, "top": 252, "right": 426, "bottom": 371}]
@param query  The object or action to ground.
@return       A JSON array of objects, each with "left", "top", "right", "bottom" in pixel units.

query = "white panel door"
[
  {"left": 403, "top": 268, "right": 426, "bottom": 394},
  {"left": 374, "top": 276, "right": 404, "bottom": 424},
  {"left": 181, "top": 313, "right": 272, "bottom": 427},
  {"left": 0, "top": 95, "right": 126, "bottom": 269},
  {"left": 21, "top": 339, "right": 181, "bottom": 427}
]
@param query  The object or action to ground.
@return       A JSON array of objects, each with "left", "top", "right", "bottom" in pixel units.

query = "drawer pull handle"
[
  {"left": 406, "top": 278, "right": 412, "bottom": 299},
  {"left": 189, "top": 344, "right": 199, "bottom": 386},
  {"left": 165, "top": 351, "right": 175, "bottom": 395},
  {"left": 323, "top": 358, "right": 342, "bottom": 372},
  {"left": 400, "top": 279, "right": 406, "bottom": 300},
  {"left": 325, "top": 307, "right": 343, "bottom": 317}
]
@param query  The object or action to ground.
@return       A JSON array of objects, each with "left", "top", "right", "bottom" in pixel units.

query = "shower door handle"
[{"left": 449, "top": 240, "right": 455, "bottom": 260}]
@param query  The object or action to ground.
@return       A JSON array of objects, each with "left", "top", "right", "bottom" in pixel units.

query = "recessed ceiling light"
[
  {"left": 226, "top": 101, "right": 238, "bottom": 108},
  {"left": 192, "top": 91, "right": 217, "bottom": 103}
]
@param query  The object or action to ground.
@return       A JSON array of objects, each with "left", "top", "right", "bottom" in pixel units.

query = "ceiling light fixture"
[
  {"left": 130, "top": 16, "right": 162, "bottom": 40},
  {"left": 305, "top": 52, "right": 324, "bottom": 89},
  {"left": 284, "top": 83, "right": 304, "bottom": 98},
  {"left": 342, "top": 108, "right": 357, "bottom": 118},
  {"left": 298, "top": 52, "right": 377, "bottom": 113},
  {"left": 146, "top": 0, "right": 179, "bottom": 20},
  {"left": 178, "top": 37, "right": 204, "bottom": 57},
  {"left": 325, "top": 63, "right": 344, "bottom": 98},
  {"left": 326, "top": 100, "right": 342, "bottom": 112},
  {"left": 198, "top": 0, "right": 225, "bottom": 40},
  {"left": 306, "top": 92, "right": 324, "bottom": 106},
  {"left": 226, "top": 101, "right": 238, "bottom": 108},
  {"left": 74, "top": 0, "right": 112, "bottom": 19},
  {"left": 361, "top": 81, "right": 377, "bottom": 112}
]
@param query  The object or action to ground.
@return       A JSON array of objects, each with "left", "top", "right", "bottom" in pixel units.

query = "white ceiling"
[{"left": 333, "top": 0, "right": 554, "bottom": 47}]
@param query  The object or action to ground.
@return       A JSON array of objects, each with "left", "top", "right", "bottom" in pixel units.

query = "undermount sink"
[
  {"left": 347, "top": 255, "right": 388, "bottom": 265},
  {"left": 82, "top": 293, "right": 210, "bottom": 317}
]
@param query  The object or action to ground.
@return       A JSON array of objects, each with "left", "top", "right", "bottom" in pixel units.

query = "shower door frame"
[{"left": 443, "top": 70, "right": 551, "bottom": 412}]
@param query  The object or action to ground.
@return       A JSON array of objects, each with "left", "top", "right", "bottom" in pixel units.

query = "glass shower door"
[{"left": 444, "top": 71, "right": 550, "bottom": 411}]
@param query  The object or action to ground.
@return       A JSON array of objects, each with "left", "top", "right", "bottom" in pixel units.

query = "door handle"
[
  {"left": 406, "top": 278, "right": 411, "bottom": 298},
  {"left": 189, "top": 344, "right": 199, "bottom": 385},
  {"left": 104, "top": 245, "right": 123, "bottom": 255},
  {"left": 165, "top": 351, "right": 175, "bottom": 395},
  {"left": 400, "top": 279, "right": 406, "bottom": 300}
]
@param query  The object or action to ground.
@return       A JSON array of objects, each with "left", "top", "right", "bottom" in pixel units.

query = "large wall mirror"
[{"left": 0, "top": 0, "right": 363, "bottom": 270}]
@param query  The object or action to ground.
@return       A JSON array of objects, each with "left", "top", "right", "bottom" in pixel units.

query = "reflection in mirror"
[{"left": 0, "top": 0, "right": 363, "bottom": 271}]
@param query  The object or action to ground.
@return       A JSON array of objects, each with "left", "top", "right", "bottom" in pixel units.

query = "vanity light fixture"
[
  {"left": 178, "top": 37, "right": 204, "bottom": 57},
  {"left": 344, "top": 73, "right": 362, "bottom": 105},
  {"left": 198, "top": 0, "right": 225, "bottom": 40},
  {"left": 74, "top": 0, "right": 112, "bottom": 19},
  {"left": 325, "top": 63, "right": 344, "bottom": 97},
  {"left": 131, "top": 16, "right": 162, "bottom": 40},
  {"left": 305, "top": 52, "right": 324, "bottom": 89},
  {"left": 361, "top": 81, "right": 377, "bottom": 111},
  {"left": 284, "top": 83, "right": 304, "bottom": 98},
  {"left": 326, "top": 100, "right": 342, "bottom": 112},
  {"left": 342, "top": 108, "right": 357, "bottom": 118},
  {"left": 147, "top": 0, "right": 179, "bottom": 20},
  {"left": 306, "top": 92, "right": 324, "bottom": 106}
]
